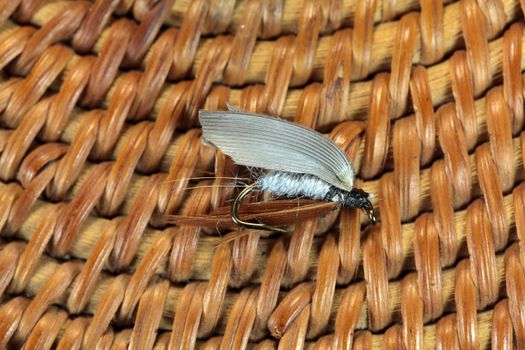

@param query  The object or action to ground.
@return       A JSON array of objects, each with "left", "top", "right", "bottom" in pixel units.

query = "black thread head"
[{"left": 344, "top": 188, "right": 377, "bottom": 224}]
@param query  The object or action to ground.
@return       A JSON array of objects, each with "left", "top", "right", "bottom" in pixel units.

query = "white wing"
[{"left": 199, "top": 110, "right": 355, "bottom": 190}]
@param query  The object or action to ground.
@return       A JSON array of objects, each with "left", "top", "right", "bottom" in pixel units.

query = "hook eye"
[{"left": 365, "top": 207, "right": 377, "bottom": 224}]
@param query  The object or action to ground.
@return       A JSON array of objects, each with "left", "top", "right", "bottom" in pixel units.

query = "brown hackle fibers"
[{"left": 0, "top": 0, "right": 525, "bottom": 348}]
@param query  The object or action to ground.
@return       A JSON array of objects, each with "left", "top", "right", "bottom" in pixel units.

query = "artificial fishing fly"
[{"left": 199, "top": 106, "right": 377, "bottom": 232}]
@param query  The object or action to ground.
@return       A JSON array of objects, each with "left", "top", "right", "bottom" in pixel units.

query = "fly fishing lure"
[{"left": 199, "top": 107, "right": 376, "bottom": 232}]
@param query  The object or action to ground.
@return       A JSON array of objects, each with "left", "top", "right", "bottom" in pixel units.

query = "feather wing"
[{"left": 199, "top": 110, "right": 355, "bottom": 190}]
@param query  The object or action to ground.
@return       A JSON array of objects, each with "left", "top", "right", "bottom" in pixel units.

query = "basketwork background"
[{"left": 0, "top": 0, "right": 523, "bottom": 348}]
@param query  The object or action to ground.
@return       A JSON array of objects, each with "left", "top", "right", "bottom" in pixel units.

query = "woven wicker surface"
[{"left": 0, "top": 0, "right": 523, "bottom": 348}]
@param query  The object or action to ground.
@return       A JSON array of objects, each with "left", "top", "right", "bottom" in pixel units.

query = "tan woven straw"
[{"left": 0, "top": 0, "right": 524, "bottom": 348}]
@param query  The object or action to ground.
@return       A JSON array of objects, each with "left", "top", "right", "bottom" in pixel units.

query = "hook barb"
[{"left": 231, "top": 183, "right": 287, "bottom": 233}]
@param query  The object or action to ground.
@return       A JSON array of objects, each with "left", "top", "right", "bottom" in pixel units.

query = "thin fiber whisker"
[
  {"left": 163, "top": 176, "right": 250, "bottom": 184},
  {"left": 184, "top": 184, "right": 243, "bottom": 191}
]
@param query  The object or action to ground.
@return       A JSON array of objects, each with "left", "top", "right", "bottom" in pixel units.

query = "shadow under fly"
[{"left": 199, "top": 105, "right": 377, "bottom": 232}]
